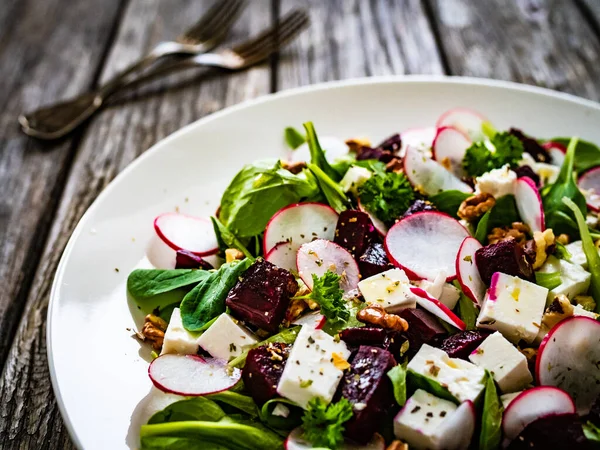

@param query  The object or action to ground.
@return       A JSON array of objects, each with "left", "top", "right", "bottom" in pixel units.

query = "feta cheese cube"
[
  {"left": 476, "top": 272, "right": 547, "bottom": 344},
  {"left": 358, "top": 268, "right": 417, "bottom": 312},
  {"left": 538, "top": 256, "right": 591, "bottom": 300},
  {"left": 277, "top": 325, "right": 350, "bottom": 409},
  {"left": 161, "top": 308, "right": 200, "bottom": 355},
  {"left": 500, "top": 391, "right": 522, "bottom": 409},
  {"left": 468, "top": 332, "right": 532, "bottom": 393},
  {"left": 339, "top": 166, "right": 372, "bottom": 193},
  {"left": 407, "top": 344, "right": 485, "bottom": 403},
  {"left": 197, "top": 313, "right": 258, "bottom": 360},
  {"left": 475, "top": 164, "right": 517, "bottom": 199},
  {"left": 565, "top": 241, "right": 600, "bottom": 270}
]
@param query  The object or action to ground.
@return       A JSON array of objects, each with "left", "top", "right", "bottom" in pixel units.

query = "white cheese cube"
[
  {"left": 277, "top": 325, "right": 350, "bottom": 409},
  {"left": 573, "top": 305, "right": 599, "bottom": 319},
  {"left": 538, "top": 256, "right": 591, "bottom": 301},
  {"left": 475, "top": 164, "right": 517, "bottom": 199},
  {"left": 500, "top": 391, "right": 522, "bottom": 409},
  {"left": 565, "top": 241, "right": 600, "bottom": 270},
  {"left": 407, "top": 344, "right": 485, "bottom": 403},
  {"left": 161, "top": 308, "right": 200, "bottom": 355},
  {"left": 476, "top": 272, "right": 547, "bottom": 344},
  {"left": 358, "top": 268, "right": 417, "bottom": 312},
  {"left": 339, "top": 166, "right": 372, "bottom": 193},
  {"left": 468, "top": 332, "right": 532, "bottom": 393},
  {"left": 197, "top": 313, "right": 258, "bottom": 360}
]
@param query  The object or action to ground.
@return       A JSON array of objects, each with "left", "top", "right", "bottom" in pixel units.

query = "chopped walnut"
[
  {"left": 519, "top": 347, "right": 537, "bottom": 373},
  {"left": 345, "top": 137, "right": 372, "bottom": 153},
  {"left": 140, "top": 314, "right": 168, "bottom": 351},
  {"left": 556, "top": 233, "right": 570, "bottom": 245},
  {"left": 385, "top": 157, "right": 403, "bottom": 173},
  {"left": 281, "top": 160, "right": 307, "bottom": 174},
  {"left": 488, "top": 222, "right": 530, "bottom": 245},
  {"left": 386, "top": 440, "right": 409, "bottom": 450},
  {"left": 532, "top": 229, "right": 555, "bottom": 269},
  {"left": 458, "top": 193, "right": 496, "bottom": 222},
  {"left": 357, "top": 305, "right": 409, "bottom": 332},
  {"left": 285, "top": 298, "right": 309, "bottom": 324},
  {"left": 225, "top": 248, "right": 245, "bottom": 263},
  {"left": 540, "top": 295, "right": 574, "bottom": 334}
]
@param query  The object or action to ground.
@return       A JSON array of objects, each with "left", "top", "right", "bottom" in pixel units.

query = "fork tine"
[{"left": 179, "top": 0, "right": 245, "bottom": 44}]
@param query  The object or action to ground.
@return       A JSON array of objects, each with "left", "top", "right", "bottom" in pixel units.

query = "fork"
[{"left": 19, "top": 0, "right": 245, "bottom": 140}]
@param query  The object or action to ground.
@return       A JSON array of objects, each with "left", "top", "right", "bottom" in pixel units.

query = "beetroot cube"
[
  {"left": 399, "top": 308, "right": 447, "bottom": 355},
  {"left": 242, "top": 343, "right": 290, "bottom": 406},
  {"left": 334, "top": 210, "right": 376, "bottom": 258},
  {"left": 340, "top": 327, "right": 406, "bottom": 360},
  {"left": 175, "top": 250, "right": 214, "bottom": 270},
  {"left": 376, "top": 133, "right": 402, "bottom": 154},
  {"left": 475, "top": 239, "right": 535, "bottom": 285},
  {"left": 402, "top": 199, "right": 437, "bottom": 219},
  {"left": 226, "top": 259, "right": 298, "bottom": 332},
  {"left": 438, "top": 330, "right": 491, "bottom": 360},
  {"left": 335, "top": 346, "right": 396, "bottom": 444},
  {"left": 358, "top": 242, "right": 393, "bottom": 278}
]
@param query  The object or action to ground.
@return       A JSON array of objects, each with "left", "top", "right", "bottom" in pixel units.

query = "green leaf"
[
  {"left": 563, "top": 197, "right": 600, "bottom": 307},
  {"left": 454, "top": 281, "right": 478, "bottom": 331},
  {"left": 535, "top": 271, "right": 562, "bottom": 290},
  {"left": 583, "top": 421, "right": 600, "bottom": 441},
  {"left": 320, "top": 301, "right": 365, "bottom": 336},
  {"left": 301, "top": 398, "right": 353, "bottom": 449},
  {"left": 303, "top": 122, "right": 341, "bottom": 182},
  {"left": 296, "top": 272, "right": 349, "bottom": 322},
  {"left": 549, "top": 137, "right": 600, "bottom": 174},
  {"left": 148, "top": 397, "right": 226, "bottom": 424},
  {"left": 141, "top": 436, "right": 228, "bottom": 450},
  {"left": 211, "top": 216, "right": 254, "bottom": 259},
  {"left": 428, "top": 190, "right": 471, "bottom": 219},
  {"left": 284, "top": 126, "right": 306, "bottom": 149},
  {"left": 357, "top": 171, "right": 415, "bottom": 225},
  {"left": 479, "top": 372, "right": 503, "bottom": 450},
  {"left": 228, "top": 326, "right": 301, "bottom": 368},
  {"left": 475, "top": 210, "right": 492, "bottom": 244},
  {"left": 180, "top": 259, "right": 252, "bottom": 331},
  {"left": 387, "top": 362, "right": 408, "bottom": 406},
  {"left": 307, "top": 163, "right": 350, "bottom": 213},
  {"left": 407, "top": 370, "right": 460, "bottom": 404},
  {"left": 208, "top": 391, "right": 258, "bottom": 418},
  {"left": 329, "top": 157, "right": 386, "bottom": 179},
  {"left": 554, "top": 241, "right": 572, "bottom": 262},
  {"left": 258, "top": 398, "right": 303, "bottom": 430}
]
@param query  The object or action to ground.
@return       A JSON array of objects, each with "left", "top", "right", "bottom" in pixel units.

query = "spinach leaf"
[
  {"left": 473, "top": 195, "right": 521, "bottom": 244},
  {"left": 307, "top": 163, "right": 350, "bottom": 213},
  {"left": 141, "top": 436, "right": 227, "bottom": 450},
  {"left": 219, "top": 160, "right": 320, "bottom": 237},
  {"left": 148, "top": 397, "right": 226, "bottom": 424},
  {"left": 330, "top": 157, "right": 387, "bottom": 179},
  {"left": 228, "top": 326, "right": 301, "bottom": 368},
  {"left": 535, "top": 271, "right": 562, "bottom": 290},
  {"left": 407, "top": 370, "right": 459, "bottom": 404},
  {"left": 479, "top": 372, "right": 503, "bottom": 450},
  {"left": 258, "top": 398, "right": 303, "bottom": 430},
  {"left": 304, "top": 122, "right": 341, "bottom": 182},
  {"left": 284, "top": 126, "right": 306, "bottom": 149},
  {"left": 583, "top": 421, "right": 600, "bottom": 441},
  {"left": 542, "top": 138, "right": 588, "bottom": 236},
  {"left": 429, "top": 190, "right": 471, "bottom": 219},
  {"left": 208, "top": 391, "right": 258, "bottom": 418},
  {"left": 211, "top": 216, "right": 254, "bottom": 259},
  {"left": 387, "top": 362, "right": 408, "bottom": 406},
  {"left": 475, "top": 210, "right": 492, "bottom": 244},
  {"left": 550, "top": 137, "right": 600, "bottom": 174},
  {"left": 554, "top": 241, "right": 572, "bottom": 261},
  {"left": 454, "top": 281, "right": 478, "bottom": 330},
  {"left": 180, "top": 259, "right": 252, "bottom": 331}
]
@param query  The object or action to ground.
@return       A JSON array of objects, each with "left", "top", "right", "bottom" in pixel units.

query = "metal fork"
[{"left": 19, "top": 0, "right": 245, "bottom": 140}]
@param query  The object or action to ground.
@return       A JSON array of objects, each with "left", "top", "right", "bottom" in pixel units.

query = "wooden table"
[{"left": 1, "top": 0, "right": 599, "bottom": 448}]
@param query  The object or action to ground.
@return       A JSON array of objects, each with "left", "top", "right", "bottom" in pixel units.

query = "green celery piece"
[{"left": 535, "top": 271, "right": 562, "bottom": 290}]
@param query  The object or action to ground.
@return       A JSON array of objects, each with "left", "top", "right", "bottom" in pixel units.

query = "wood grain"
[
  {"left": 428, "top": 0, "right": 600, "bottom": 100},
  {"left": 0, "top": 1, "right": 272, "bottom": 449}
]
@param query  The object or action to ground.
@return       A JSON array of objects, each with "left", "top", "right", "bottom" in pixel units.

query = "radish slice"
[
  {"left": 436, "top": 108, "right": 487, "bottom": 142},
  {"left": 385, "top": 211, "right": 470, "bottom": 281},
  {"left": 154, "top": 213, "right": 219, "bottom": 256},
  {"left": 403, "top": 147, "right": 473, "bottom": 196},
  {"left": 432, "top": 126, "right": 472, "bottom": 178},
  {"left": 296, "top": 239, "right": 360, "bottom": 293},
  {"left": 438, "top": 401, "right": 476, "bottom": 450},
  {"left": 400, "top": 127, "right": 437, "bottom": 157},
  {"left": 285, "top": 427, "right": 385, "bottom": 450},
  {"left": 287, "top": 136, "right": 349, "bottom": 164},
  {"left": 542, "top": 141, "right": 566, "bottom": 167},
  {"left": 456, "top": 237, "right": 485, "bottom": 305},
  {"left": 292, "top": 311, "right": 326, "bottom": 329},
  {"left": 515, "top": 177, "right": 545, "bottom": 232},
  {"left": 536, "top": 316, "right": 600, "bottom": 414},
  {"left": 502, "top": 387, "right": 575, "bottom": 445},
  {"left": 148, "top": 354, "right": 241, "bottom": 396},
  {"left": 410, "top": 287, "right": 466, "bottom": 330},
  {"left": 266, "top": 241, "right": 297, "bottom": 273},
  {"left": 578, "top": 166, "right": 600, "bottom": 212},
  {"left": 263, "top": 203, "right": 338, "bottom": 255},
  {"left": 358, "top": 200, "right": 388, "bottom": 236}
]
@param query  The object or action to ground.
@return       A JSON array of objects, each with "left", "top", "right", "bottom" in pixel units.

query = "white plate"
[{"left": 48, "top": 76, "right": 600, "bottom": 449}]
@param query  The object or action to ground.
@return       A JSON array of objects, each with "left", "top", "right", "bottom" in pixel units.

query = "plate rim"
[{"left": 46, "top": 74, "right": 600, "bottom": 449}]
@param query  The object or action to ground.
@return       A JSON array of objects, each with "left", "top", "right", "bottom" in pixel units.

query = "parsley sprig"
[
  {"left": 302, "top": 398, "right": 353, "bottom": 449},
  {"left": 296, "top": 272, "right": 349, "bottom": 322},
  {"left": 462, "top": 132, "right": 524, "bottom": 178},
  {"left": 358, "top": 171, "right": 415, "bottom": 225}
]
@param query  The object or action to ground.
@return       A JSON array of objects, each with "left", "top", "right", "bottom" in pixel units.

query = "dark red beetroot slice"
[
  {"left": 507, "top": 414, "right": 591, "bottom": 450},
  {"left": 340, "top": 327, "right": 406, "bottom": 360},
  {"left": 402, "top": 199, "right": 438, "bottom": 219},
  {"left": 334, "top": 210, "right": 377, "bottom": 258},
  {"left": 335, "top": 346, "right": 396, "bottom": 444},
  {"left": 376, "top": 133, "right": 403, "bottom": 154},
  {"left": 508, "top": 128, "right": 551, "bottom": 163},
  {"left": 475, "top": 239, "right": 535, "bottom": 285},
  {"left": 175, "top": 249, "right": 214, "bottom": 270},
  {"left": 242, "top": 343, "right": 290, "bottom": 406},
  {"left": 398, "top": 308, "right": 447, "bottom": 356},
  {"left": 438, "top": 330, "right": 491, "bottom": 360},
  {"left": 226, "top": 259, "right": 298, "bottom": 332},
  {"left": 359, "top": 242, "right": 393, "bottom": 278},
  {"left": 514, "top": 165, "right": 541, "bottom": 188}
]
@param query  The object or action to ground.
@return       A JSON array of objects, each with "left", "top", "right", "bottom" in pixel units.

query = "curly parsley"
[
  {"left": 462, "top": 132, "right": 524, "bottom": 178},
  {"left": 358, "top": 171, "right": 415, "bottom": 225},
  {"left": 297, "top": 272, "right": 349, "bottom": 322},
  {"left": 302, "top": 398, "right": 353, "bottom": 449}
]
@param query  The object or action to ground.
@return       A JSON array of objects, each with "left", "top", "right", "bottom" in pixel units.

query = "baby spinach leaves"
[
  {"left": 304, "top": 122, "right": 340, "bottom": 182},
  {"left": 284, "top": 126, "right": 306, "bottom": 149},
  {"left": 479, "top": 372, "right": 503, "bottom": 450},
  {"left": 549, "top": 137, "right": 600, "bottom": 174},
  {"left": 387, "top": 362, "right": 408, "bottom": 406}
]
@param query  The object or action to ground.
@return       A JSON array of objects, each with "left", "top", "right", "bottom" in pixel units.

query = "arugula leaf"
[
  {"left": 284, "top": 126, "right": 306, "bottom": 149},
  {"left": 479, "top": 372, "right": 503, "bottom": 450},
  {"left": 429, "top": 190, "right": 471, "bottom": 219},
  {"left": 208, "top": 391, "right": 258, "bottom": 418},
  {"left": 296, "top": 272, "right": 350, "bottom": 323},
  {"left": 387, "top": 362, "right": 408, "bottom": 406},
  {"left": 258, "top": 398, "right": 303, "bottom": 431},
  {"left": 535, "top": 271, "right": 562, "bottom": 290},
  {"left": 358, "top": 171, "right": 415, "bottom": 225},
  {"left": 180, "top": 259, "right": 252, "bottom": 331},
  {"left": 148, "top": 397, "right": 226, "bottom": 424},
  {"left": 475, "top": 210, "right": 492, "bottom": 244},
  {"left": 219, "top": 160, "right": 320, "bottom": 237},
  {"left": 549, "top": 137, "right": 600, "bottom": 174},
  {"left": 301, "top": 398, "right": 353, "bottom": 449},
  {"left": 211, "top": 216, "right": 254, "bottom": 259},
  {"left": 307, "top": 163, "right": 350, "bottom": 213},
  {"left": 542, "top": 138, "right": 588, "bottom": 236},
  {"left": 228, "top": 326, "right": 301, "bottom": 368},
  {"left": 463, "top": 132, "right": 524, "bottom": 177},
  {"left": 454, "top": 281, "right": 478, "bottom": 330},
  {"left": 563, "top": 197, "right": 600, "bottom": 306},
  {"left": 304, "top": 122, "right": 341, "bottom": 181}
]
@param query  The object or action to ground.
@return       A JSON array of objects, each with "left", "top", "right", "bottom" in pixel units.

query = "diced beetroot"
[
  {"left": 514, "top": 165, "right": 541, "bottom": 188},
  {"left": 335, "top": 346, "right": 396, "bottom": 444},
  {"left": 356, "top": 146, "right": 395, "bottom": 163},
  {"left": 242, "top": 343, "right": 290, "bottom": 406},
  {"left": 358, "top": 242, "right": 393, "bottom": 278},
  {"left": 226, "top": 259, "right": 298, "bottom": 332},
  {"left": 399, "top": 308, "right": 447, "bottom": 356},
  {"left": 438, "top": 330, "right": 491, "bottom": 360},
  {"left": 402, "top": 199, "right": 438, "bottom": 219},
  {"left": 175, "top": 249, "right": 214, "bottom": 270},
  {"left": 376, "top": 133, "right": 402, "bottom": 154},
  {"left": 508, "top": 128, "right": 551, "bottom": 163},
  {"left": 339, "top": 327, "right": 406, "bottom": 360},
  {"left": 334, "top": 210, "right": 377, "bottom": 258},
  {"left": 475, "top": 239, "right": 535, "bottom": 285},
  {"left": 507, "top": 414, "right": 591, "bottom": 450}
]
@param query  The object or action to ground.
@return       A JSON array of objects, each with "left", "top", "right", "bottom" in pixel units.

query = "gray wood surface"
[{"left": 0, "top": 0, "right": 599, "bottom": 448}]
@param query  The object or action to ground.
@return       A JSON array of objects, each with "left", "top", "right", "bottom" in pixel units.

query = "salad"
[{"left": 127, "top": 108, "right": 600, "bottom": 450}]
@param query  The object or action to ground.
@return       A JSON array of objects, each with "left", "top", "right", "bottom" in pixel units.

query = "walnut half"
[
  {"left": 139, "top": 314, "right": 168, "bottom": 351},
  {"left": 357, "top": 305, "right": 409, "bottom": 332},
  {"left": 458, "top": 193, "right": 496, "bottom": 222}
]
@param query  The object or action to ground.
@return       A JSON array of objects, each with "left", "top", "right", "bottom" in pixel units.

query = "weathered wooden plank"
[
  {"left": 0, "top": 0, "right": 124, "bottom": 370},
  {"left": 0, "top": 1, "right": 272, "bottom": 448},
  {"left": 277, "top": 0, "right": 444, "bottom": 88},
  {"left": 428, "top": 0, "right": 600, "bottom": 100},
  {"left": 578, "top": 0, "right": 600, "bottom": 37}
]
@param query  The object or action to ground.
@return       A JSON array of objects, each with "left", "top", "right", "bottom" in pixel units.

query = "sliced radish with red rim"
[
  {"left": 578, "top": 166, "right": 600, "bottom": 212},
  {"left": 358, "top": 200, "right": 388, "bottom": 236},
  {"left": 285, "top": 427, "right": 385, "bottom": 450},
  {"left": 438, "top": 400, "right": 476, "bottom": 449},
  {"left": 291, "top": 311, "right": 326, "bottom": 329},
  {"left": 456, "top": 237, "right": 485, "bottom": 305},
  {"left": 410, "top": 287, "right": 466, "bottom": 330},
  {"left": 154, "top": 213, "right": 219, "bottom": 256},
  {"left": 266, "top": 241, "right": 297, "bottom": 272},
  {"left": 149, "top": 354, "right": 241, "bottom": 396},
  {"left": 436, "top": 108, "right": 487, "bottom": 142},
  {"left": 400, "top": 127, "right": 436, "bottom": 156},
  {"left": 542, "top": 141, "right": 566, "bottom": 167},
  {"left": 432, "top": 126, "right": 472, "bottom": 178},
  {"left": 536, "top": 316, "right": 600, "bottom": 414},
  {"left": 515, "top": 177, "right": 545, "bottom": 232},
  {"left": 385, "top": 211, "right": 470, "bottom": 281},
  {"left": 296, "top": 239, "right": 360, "bottom": 293}
]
